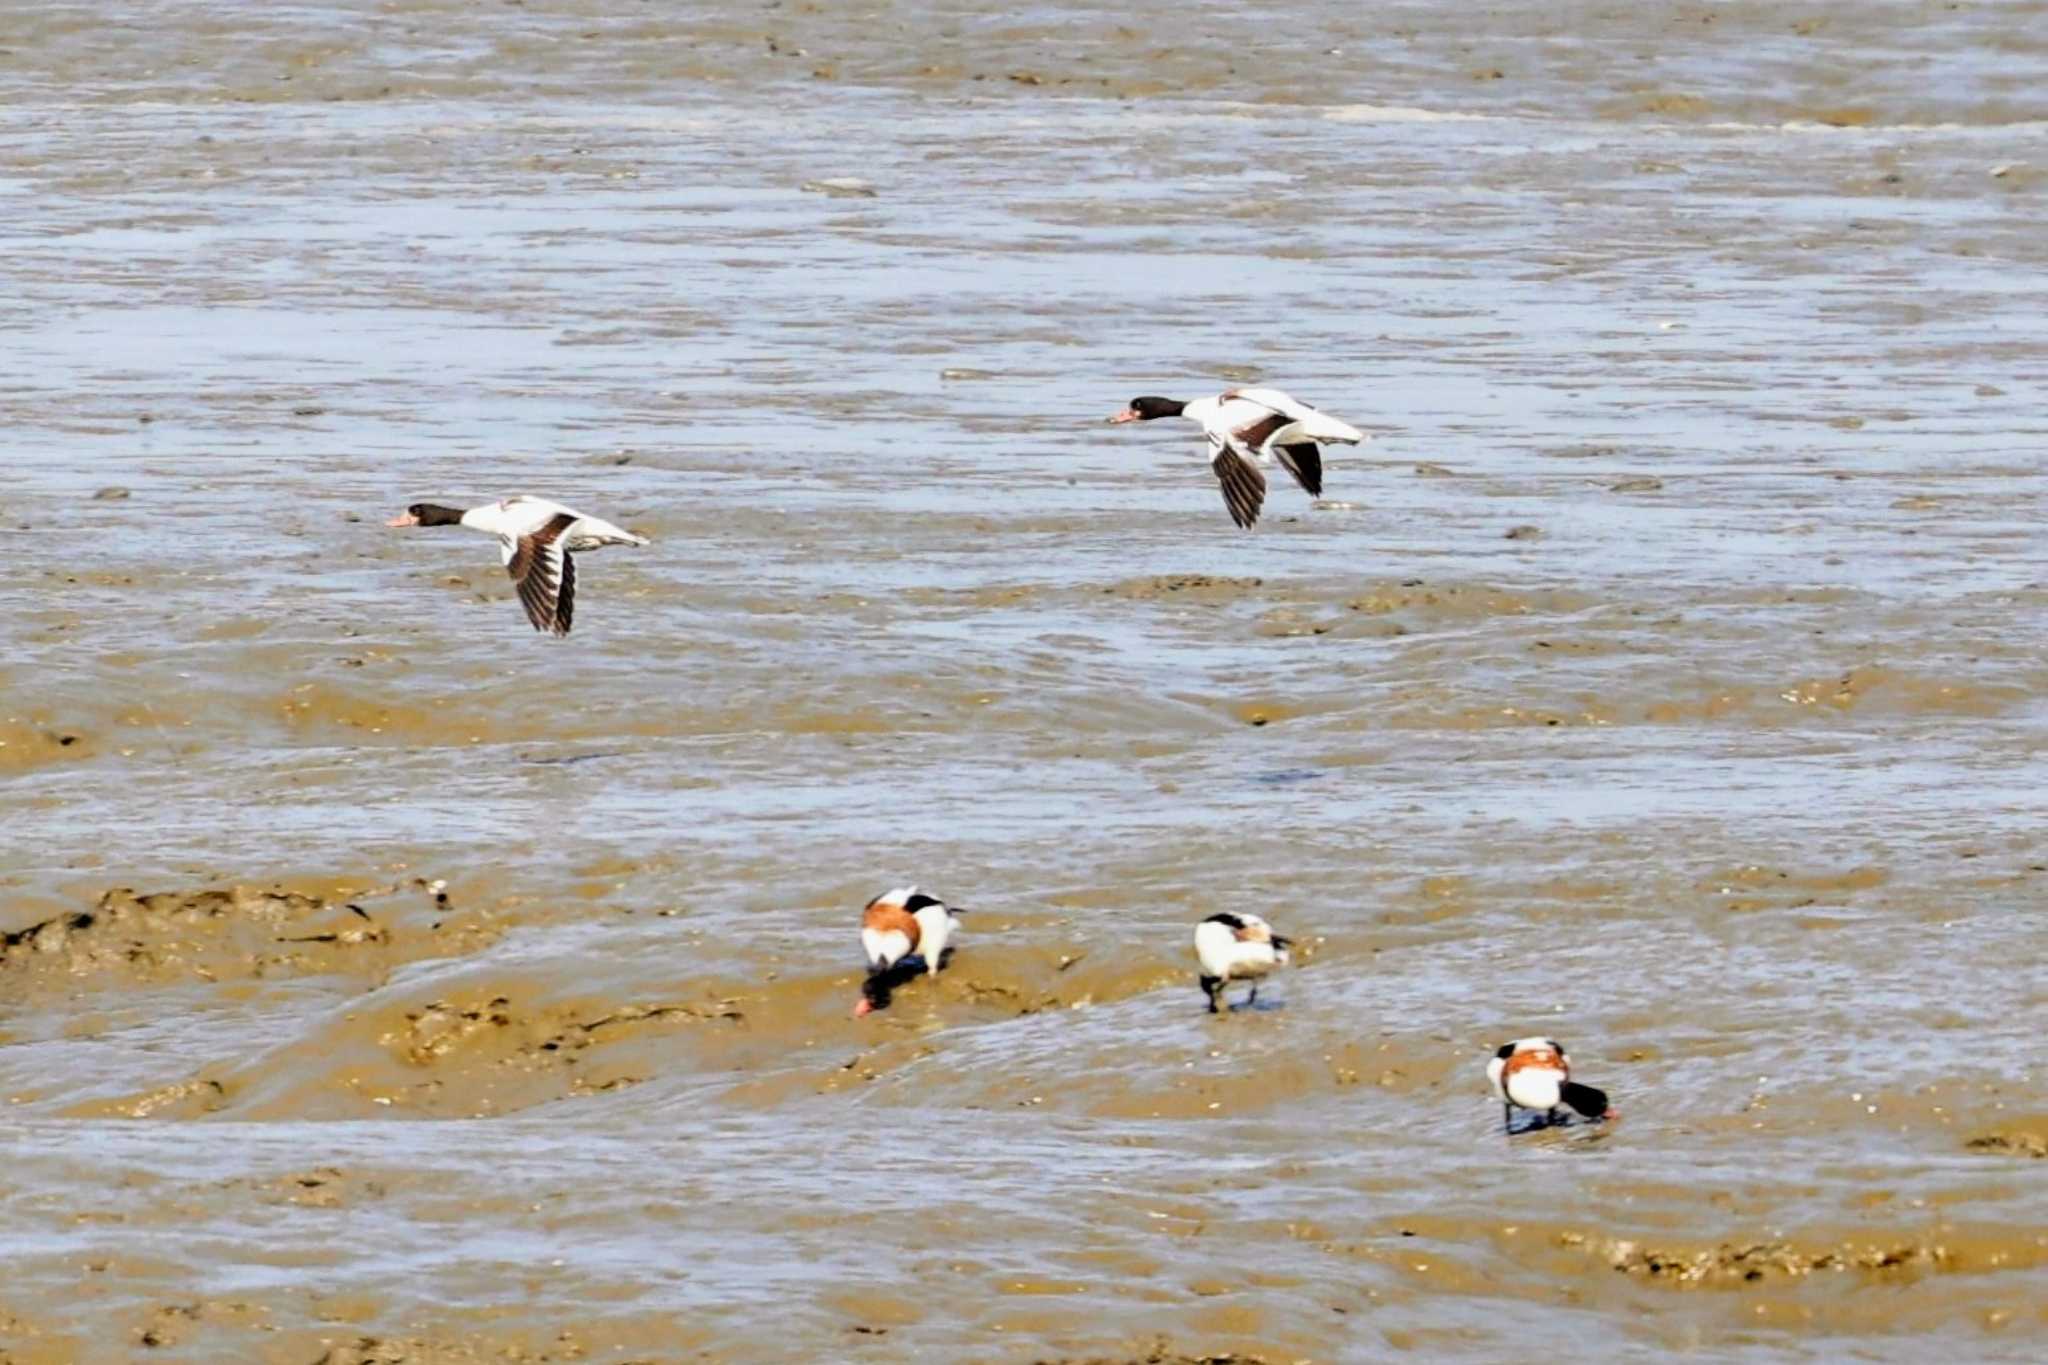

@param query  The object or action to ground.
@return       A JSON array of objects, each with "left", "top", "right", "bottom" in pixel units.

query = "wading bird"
[{"left": 1193, "top": 911, "right": 1292, "bottom": 1013}]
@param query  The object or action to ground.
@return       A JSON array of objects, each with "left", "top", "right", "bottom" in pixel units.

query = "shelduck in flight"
[
  {"left": 387, "top": 496, "right": 648, "bottom": 636},
  {"left": 1108, "top": 387, "right": 1366, "bottom": 528}
]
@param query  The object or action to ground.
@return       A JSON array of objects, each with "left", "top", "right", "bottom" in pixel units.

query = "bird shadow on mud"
[{"left": 1502, "top": 1111, "right": 1614, "bottom": 1140}]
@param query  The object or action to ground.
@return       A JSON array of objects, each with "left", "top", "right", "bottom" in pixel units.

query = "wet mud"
[{"left": 5, "top": 0, "right": 2048, "bottom": 1361}]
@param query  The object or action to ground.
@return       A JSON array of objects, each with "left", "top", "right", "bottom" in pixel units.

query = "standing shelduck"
[
  {"left": 853, "top": 886, "right": 963, "bottom": 1017},
  {"left": 1193, "top": 911, "right": 1292, "bottom": 1014},
  {"left": 1108, "top": 387, "right": 1367, "bottom": 528},
  {"left": 386, "top": 496, "right": 648, "bottom": 636},
  {"left": 1487, "top": 1037, "right": 1613, "bottom": 1133}
]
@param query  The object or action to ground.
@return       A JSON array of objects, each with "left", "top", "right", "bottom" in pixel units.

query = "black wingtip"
[
  {"left": 1213, "top": 447, "right": 1266, "bottom": 529},
  {"left": 1276, "top": 442, "right": 1323, "bottom": 497}
]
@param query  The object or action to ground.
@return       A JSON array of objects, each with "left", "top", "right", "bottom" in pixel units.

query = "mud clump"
[
  {"left": 1694, "top": 863, "right": 1888, "bottom": 913},
  {"left": 133, "top": 1300, "right": 268, "bottom": 1351},
  {"left": 1033, "top": 1339, "right": 1275, "bottom": 1365},
  {"left": 1966, "top": 1125, "right": 2048, "bottom": 1159},
  {"left": 68, "top": 1077, "right": 231, "bottom": 1120},
  {"left": 0, "top": 882, "right": 493, "bottom": 993},
  {"left": 265, "top": 1166, "right": 374, "bottom": 1209},
  {"left": 0, "top": 717, "right": 91, "bottom": 774},
  {"left": 1775, "top": 666, "right": 2013, "bottom": 717},
  {"left": 1105, "top": 574, "right": 1264, "bottom": 603},
  {"left": 367, "top": 991, "right": 745, "bottom": 1115},
  {"left": 1228, "top": 699, "right": 1307, "bottom": 728},
  {"left": 1344, "top": 580, "right": 1592, "bottom": 623},
  {"left": 1567, "top": 1232, "right": 1954, "bottom": 1284},
  {"left": 307, "top": 1337, "right": 523, "bottom": 1365},
  {"left": 396, "top": 994, "right": 744, "bottom": 1068},
  {"left": 295, "top": 1321, "right": 723, "bottom": 1364}
]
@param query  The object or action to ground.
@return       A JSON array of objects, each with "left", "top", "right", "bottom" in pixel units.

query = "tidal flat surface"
[{"left": 2, "top": 3, "right": 2045, "bottom": 1362}]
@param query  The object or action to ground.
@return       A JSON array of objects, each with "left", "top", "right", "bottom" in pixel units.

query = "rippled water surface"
[{"left": 3, "top": 3, "right": 2046, "bottom": 1362}]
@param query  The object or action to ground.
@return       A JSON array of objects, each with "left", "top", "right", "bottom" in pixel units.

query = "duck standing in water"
[
  {"left": 853, "top": 886, "right": 963, "bottom": 1017},
  {"left": 1193, "top": 911, "right": 1292, "bottom": 1013},
  {"left": 1108, "top": 387, "right": 1367, "bottom": 528},
  {"left": 1487, "top": 1037, "right": 1613, "bottom": 1133},
  {"left": 387, "top": 496, "right": 648, "bottom": 636}
]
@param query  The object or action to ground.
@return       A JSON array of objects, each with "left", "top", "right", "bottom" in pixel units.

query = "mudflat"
[{"left": 2, "top": 3, "right": 2045, "bottom": 1361}]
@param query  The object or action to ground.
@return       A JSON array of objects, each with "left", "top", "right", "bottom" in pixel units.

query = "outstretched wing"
[
  {"left": 555, "top": 551, "right": 577, "bottom": 635},
  {"left": 504, "top": 511, "right": 579, "bottom": 636},
  {"left": 1212, "top": 446, "right": 1266, "bottom": 529},
  {"left": 1229, "top": 410, "right": 1291, "bottom": 455},
  {"left": 1272, "top": 441, "right": 1323, "bottom": 496},
  {"left": 1227, "top": 401, "right": 1335, "bottom": 495},
  {"left": 1223, "top": 387, "right": 1365, "bottom": 444}
]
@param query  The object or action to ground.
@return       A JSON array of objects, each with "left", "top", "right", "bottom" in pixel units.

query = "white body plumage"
[
  {"left": 1185, "top": 388, "right": 1369, "bottom": 461},
  {"left": 1488, "top": 1038, "right": 1568, "bottom": 1112},
  {"left": 1486, "top": 1036, "right": 1612, "bottom": 1131},
  {"left": 1194, "top": 916, "right": 1288, "bottom": 981},
  {"left": 387, "top": 494, "right": 647, "bottom": 636},
  {"left": 860, "top": 923, "right": 916, "bottom": 972},
  {"left": 456, "top": 496, "right": 649, "bottom": 553},
  {"left": 1110, "top": 387, "right": 1366, "bottom": 528},
  {"left": 1193, "top": 911, "right": 1293, "bottom": 1013},
  {"left": 854, "top": 887, "right": 963, "bottom": 1016},
  {"left": 908, "top": 896, "right": 958, "bottom": 976}
]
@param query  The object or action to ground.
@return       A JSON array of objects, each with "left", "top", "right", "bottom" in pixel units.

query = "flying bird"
[
  {"left": 387, "top": 496, "right": 647, "bottom": 636},
  {"left": 1108, "top": 387, "right": 1366, "bottom": 528}
]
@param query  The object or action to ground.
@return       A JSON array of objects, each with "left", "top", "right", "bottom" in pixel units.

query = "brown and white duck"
[
  {"left": 1193, "top": 911, "right": 1292, "bottom": 1014},
  {"left": 1486, "top": 1037, "right": 1614, "bottom": 1133},
  {"left": 387, "top": 496, "right": 648, "bottom": 636},
  {"left": 1108, "top": 387, "right": 1367, "bottom": 528},
  {"left": 853, "top": 886, "right": 962, "bottom": 1017}
]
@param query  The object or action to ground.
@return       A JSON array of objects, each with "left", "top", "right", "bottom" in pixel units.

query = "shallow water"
[{"left": 3, "top": 2, "right": 2047, "bottom": 1362}]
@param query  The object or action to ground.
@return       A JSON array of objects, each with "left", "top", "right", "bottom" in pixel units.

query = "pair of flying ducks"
[{"left": 386, "top": 385, "right": 1360, "bottom": 635}]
